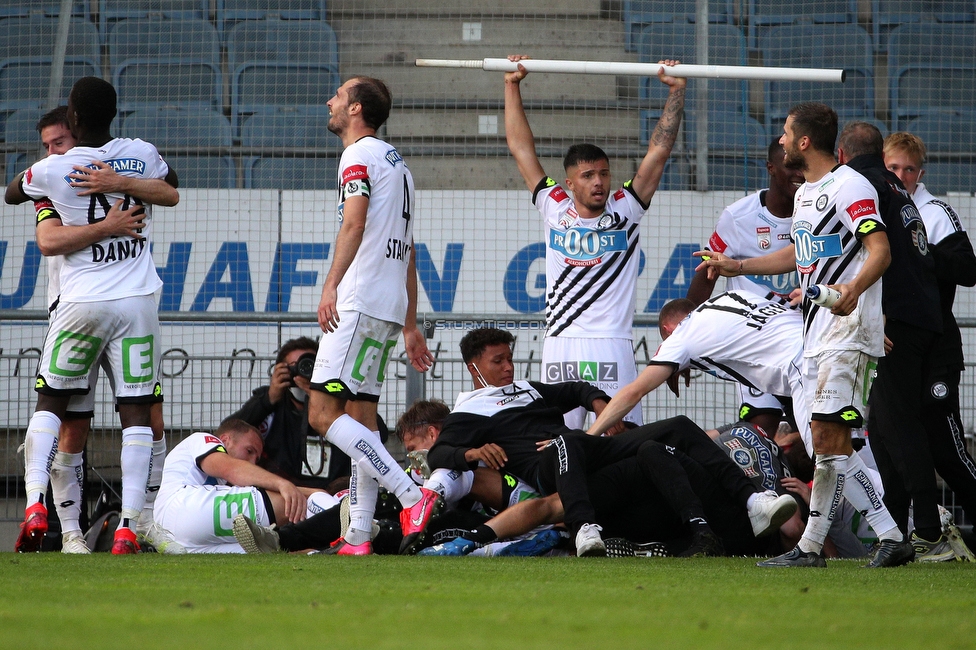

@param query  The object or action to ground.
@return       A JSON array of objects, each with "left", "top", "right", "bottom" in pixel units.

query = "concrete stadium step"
[{"left": 386, "top": 108, "right": 642, "bottom": 141}]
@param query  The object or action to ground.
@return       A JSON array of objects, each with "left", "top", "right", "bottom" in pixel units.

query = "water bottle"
[{"left": 806, "top": 284, "right": 841, "bottom": 307}]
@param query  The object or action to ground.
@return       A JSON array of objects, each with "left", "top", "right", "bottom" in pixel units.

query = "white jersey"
[
  {"left": 913, "top": 182, "right": 966, "bottom": 246},
  {"left": 651, "top": 290, "right": 802, "bottom": 399},
  {"left": 791, "top": 165, "right": 885, "bottom": 357},
  {"left": 22, "top": 138, "right": 167, "bottom": 303},
  {"left": 535, "top": 178, "right": 645, "bottom": 339},
  {"left": 705, "top": 190, "right": 798, "bottom": 299},
  {"left": 335, "top": 136, "right": 415, "bottom": 325},
  {"left": 157, "top": 432, "right": 228, "bottom": 507}
]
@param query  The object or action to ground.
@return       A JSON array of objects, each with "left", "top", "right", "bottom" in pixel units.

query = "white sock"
[
  {"left": 425, "top": 468, "right": 474, "bottom": 506},
  {"left": 24, "top": 410, "right": 60, "bottom": 506},
  {"left": 139, "top": 437, "right": 166, "bottom": 527},
  {"left": 50, "top": 451, "right": 84, "bottom": 535},
  {"left": 119, "top": 426, "right": 153, "bottom": 529},
  {"left": 843, "top": 452, "right": 901, "bottom": 542},
  {"left": 346, "top": 458, "right": 378, "bottom": 546},
  {"left": 325, "top": 414, "right": 421, "bottom": 507},
  {"left": 798, "top": 454, "right": 846, "bottom": 554}
]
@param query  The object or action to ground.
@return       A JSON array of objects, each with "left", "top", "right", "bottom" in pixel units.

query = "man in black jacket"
[
  {"left": 427, "top": 328, "right": 794, "bottom": 557},
  {"left": 226, "top": 337, "right": 351, "bottom": 492},
  {"left": 837, "top": 122, "right": 948, "bottom": 561}
]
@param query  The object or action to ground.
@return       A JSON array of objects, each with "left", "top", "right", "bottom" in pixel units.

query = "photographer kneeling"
[{"left": 225, "top": 337, "right": 352, "bottom": 494}]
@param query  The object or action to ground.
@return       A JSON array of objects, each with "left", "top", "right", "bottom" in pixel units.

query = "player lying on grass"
[
  {"left": 154, "top": 419, "right": 333, "bottom": 553},
  {"left": 422, "top": 327, "right": 796, "bottom": 557}
]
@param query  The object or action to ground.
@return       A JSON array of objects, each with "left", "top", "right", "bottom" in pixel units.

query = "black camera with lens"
[{"left": 289, "top": 352, "right": 316, "bottom": 381}]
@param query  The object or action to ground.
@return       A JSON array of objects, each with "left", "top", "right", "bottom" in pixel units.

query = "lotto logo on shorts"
[
  {"left": 213, "top": 492, "right": 255, "bottom": 536},
  {"left": 545, "top": 361, "right": 617, "bottom": 383}
]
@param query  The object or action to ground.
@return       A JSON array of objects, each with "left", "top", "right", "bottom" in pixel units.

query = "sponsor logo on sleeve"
[
  {"left": 708, "top": 231, "right": 727, "bottom": 253},
  {"left": 550, "top": 186, "right": 568, "bottom": 203},
  {"left": 341, "top": 164, "right": 369, "bottom": 185},
  {"left": 846, "top": 199, "right": 878, "bottom": 221},
  {"left": 613, "top": 188, "right": 625, "bottom": 201},
  {"left": 204, "top": 435, "right": 222, "bottom": 445}
]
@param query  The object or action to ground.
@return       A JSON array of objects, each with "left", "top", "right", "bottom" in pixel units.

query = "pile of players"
[{"left": 10, "top": 57, "right": 976, "bottom": 565}]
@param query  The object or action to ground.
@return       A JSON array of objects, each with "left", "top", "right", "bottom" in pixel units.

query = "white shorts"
[
  {"left": 64, "top": 355, "right": 113, "bottom": 418},
  {"left": 310, "top": 311, "right": 401, "bottom": 402},
  {"left": 802, "top": 350, "right": 876, "bottom": 428},
  {"left": 736, "top": 384, "right": 785, "bottom": 423},
  {"left": 155, "top": 484, "right": 271, "bottom": 554},
  {"left": 37, "top": 295, "right": 162, "bottom": 403},
  {"left": 542, "top": 336, "right": 642, "bottom": 429}
]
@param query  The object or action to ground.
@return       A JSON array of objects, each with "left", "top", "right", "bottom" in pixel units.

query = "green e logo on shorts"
[
  {"left": 213, "top": 492, "right": 256, "bottom": 537},
  {"left": 49, "top": 330, "right": 102, "bottom": 377},
  {"left": 351, "top": 337, "right": 398, "bottom": 383},
  {"left": 122, "top": 335, "right": 154, "bottom": 383}
]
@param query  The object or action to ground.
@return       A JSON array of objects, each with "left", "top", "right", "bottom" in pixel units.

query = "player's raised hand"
[
  {"left": 505, "top": 54, "right": 530, "bottom": 83},
  {"left": 657, "top": 59, "right": 687, "bottom": 89}
]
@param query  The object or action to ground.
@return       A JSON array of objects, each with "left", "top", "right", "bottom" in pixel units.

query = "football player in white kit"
[
  {"left": 154, "top": 420, "right": 331, "bottom": 553},
  {"left": 686, "top": 141, "right": 804, "bottom": 439},
  {"left": 503, "top": 55, "right": 686, "bottom": 430},
  {"left": 6, "top": 78, "right": 178, "bottom": 555},
  {"left": 588, "top": 290, "right": 907, "bottom": 567},
  {"left": 306, "top": 76, "right": 439, "bottom": 555},
  {"left": 7, "top": 106, "right": 179, "bottom": 554},
  {"left": 697, "top": 102, "right": 913, "bottom": 568}
]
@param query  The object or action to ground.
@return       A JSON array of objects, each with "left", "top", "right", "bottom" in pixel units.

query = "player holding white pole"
[
  {"left": 696, "top": 103, "right": 911, "bottom": 568},
  {"left": 6, "top": 77, "right": 176, "bottom": 554},
  {"left": 504, "top": 55, "right": 686, "bottom": 429},
  {"left": 306, "top": 76, "right": 439, "bottom": 555}
]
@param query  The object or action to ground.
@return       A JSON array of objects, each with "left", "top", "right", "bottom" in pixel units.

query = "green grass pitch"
[{"left": 1, "top": 554, "right": 973, "bottom": 649}]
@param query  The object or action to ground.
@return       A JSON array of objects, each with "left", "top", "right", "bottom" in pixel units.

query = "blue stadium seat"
[
  {"left": 226, "top": 19, "right": 338, "bottom": 70},
  {"left": 239, "top": 109, "right": 341, "bottom": 149},
  {"left": 107, "top": 17, "right": 222, "bottom": 112},
  {"left": 761, "top": 24, "right": 874, "bottom": 138},
  {"left": 888, "top": 24, "right": 976, "bottom": 131},
  {"left": 217, "top": 0, "right": 327, "bottom": 38},
  {"left": 872, "top": 1, "right": 975, "bottom": 51},
  {"left": 243, "top": 156, "right": 339, "bottom": 190},
  {"left": 748, "top": 0, "right": 857, "bottom": 49},
  {"left": 637, "top": 23, "right": 747, "bottom": 145},
  {"left": 0, "top": 16, "right": 100, "bottom": 112},
  {"left": 622, "top": 0, "right": 731, "bottom": 51},
  {"left": 2, "top": 107, "right": 44, "bottom": 184},
  {"left": 98, "top": 1, "right": 208, "bottom": 43},
  {"left": 702, "top": 157, "right": 768, "bottom": 192},
  {"left": 228, "top": 19, "right": 339, "bottom": 135},
  {"left": 903, "top": 112, "right": 976, "bottom": 195},
  {"left": 657, "top": 159, "right": 690, "bottom": 191},
  {"left": 119, "top": 107, "right": 236, "bottom": 188},
  {"left": 0, "top": 1, "right": 87, "bottom": 18},
  {"left": 916, "top": 161, "right": 976, "bottom": 196}
]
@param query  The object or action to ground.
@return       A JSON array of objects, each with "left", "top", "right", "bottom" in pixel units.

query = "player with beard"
[
  {"left": 697, "top": 102, "right": 912, "bottom": 568},
  {"left": 305, "top": 76, "right": 438, "bottom": 556}
]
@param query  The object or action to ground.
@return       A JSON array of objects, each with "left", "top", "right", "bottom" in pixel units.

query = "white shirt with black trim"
[
  {"left": 534, "top": 178, "right": 645, "bottom": 339},
  {"left": 791, "top": 165, "right": 885, "bottom": 357},
  {"left": 335, "top": 136, "right": 415, "bottom": 325},
  {"left": 22, "top": 138, "right": 167, "bottom": 303},
  {"left": 705, "top": 190, "right": 798, "bottom": 299}
]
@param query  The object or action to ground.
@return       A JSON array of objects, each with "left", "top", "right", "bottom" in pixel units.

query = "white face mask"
[{"left": 289, "top": 386, "right": 307, "bottom": 403}]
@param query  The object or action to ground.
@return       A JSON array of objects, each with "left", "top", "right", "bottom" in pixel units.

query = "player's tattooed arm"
[{"left": 631, "top": 59, "right": 686, "bottom": 204}]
